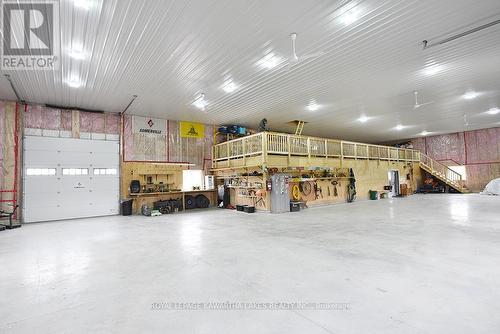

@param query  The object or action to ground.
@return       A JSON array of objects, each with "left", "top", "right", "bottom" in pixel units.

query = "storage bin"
[
  {"left": 236, "top": 204, "right": 247, "bottom": 212},
  {"left": 290, "top": 201, "right": 301, "bottom": 212},
  {"left": 121, "top": 199, "right": 133, "bottom": 216},
  {"left": 244, "top": 206, "right": 255, "bottom": 213}
]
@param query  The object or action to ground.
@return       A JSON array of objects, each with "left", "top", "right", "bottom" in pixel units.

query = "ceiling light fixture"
[
  {"left": 192, "top": 93, "right": 207, "bottom": 111},
  {"left": 67, "top": 79, "right": 82, "bottom": 88},
  {"left": 421, "top": 64, "right": 443, "bottom": 76},
  {"left": 339, "top": 9, "right": 359, "bottom": 25},
  {"left": 463, "top": 91, "right": 479, "bottom": 100},
  {"left": 257, "top": 52, "right": 281, "bottom": 69},
  {"left": 222, "top": 79, "right": 238, "bottom": 93},
  {"left": 358, "top": 115, "right": 369, "bottom": 123},
  {"left": 74, "top": 0, "right": 93, "bottom": 10},
  {"left": 306, "top": 102, "right": 319, "bottom": 112},
  {"left": 487, "top": 107, "right": 500, "bottom": 115},
  {"left": 69, "top": 49, "right": 86, "bottom": 60},
  {"left": 395, "top": 124, "right": 404, "bottom": 131}
]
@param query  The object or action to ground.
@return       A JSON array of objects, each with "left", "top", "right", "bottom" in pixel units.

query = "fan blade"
[
  {"left": 290, "top": 33, "right": 298, "bottom": 61},
  {"left": 299, "top": 51, "right": 325, "bottom": 61},
  {"left": 415, "top": 101, "right": 434, "bottom": 108}
]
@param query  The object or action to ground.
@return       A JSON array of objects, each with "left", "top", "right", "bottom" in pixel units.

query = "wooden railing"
[
  {"left": 213, "top": 132, "right": 420, "bottom": 163},
  {"left": 419, "top": 153, "right": 463, "bottom": 189},
  {"left": 213, "top": 132, "right": 465, "bottom": 192}
]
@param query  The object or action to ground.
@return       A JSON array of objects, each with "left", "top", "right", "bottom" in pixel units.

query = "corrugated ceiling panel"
[{"left": 1, "top": 0, "right": 499, "bottom": 142}]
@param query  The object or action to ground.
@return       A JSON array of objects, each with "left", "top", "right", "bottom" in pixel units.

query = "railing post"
[
  {"left": 287, "top": 135, "right": 291, "bottom": 164},
  {"left": 307, "top": 138, "right": 311, "bottom": 164},
  {"left": 243, "top": 136, "right": 247, "bottom": 165},
  {"left": 340, "top": 141, "right": 344, "bottom": 167},
  {"left": 262, "top": 132, "right": 267, "bottom": 165}
]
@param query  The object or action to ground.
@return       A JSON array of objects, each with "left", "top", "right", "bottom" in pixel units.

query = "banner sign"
[
  {"left": 132, "top": 116, "right": 166, "bottom": 135},
  {"left": 180, "top": 121, "right": 205, "bottom": 138}
]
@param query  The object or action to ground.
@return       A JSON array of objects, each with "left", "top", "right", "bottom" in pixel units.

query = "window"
[
  {"left": 26, "top": 168, "right": 56, "bottom": 176},
  {"left": 62, "top": 168, "right": 89, "bottom": 176},
  {"left": 449, "top": 166, "right": 467, "bottom": 180},
  {"left": 94, "top": 168, "right": 117, "bottom": 175}
]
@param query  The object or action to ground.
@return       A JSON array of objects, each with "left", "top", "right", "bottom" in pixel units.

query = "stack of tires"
[{"left": 185, "top": 194, "right": 210, "bottom": 210}]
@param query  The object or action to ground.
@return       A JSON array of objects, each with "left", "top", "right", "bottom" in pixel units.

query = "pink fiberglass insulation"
[
  {"left": 411, "top": 137, "right": 426, "bottom": 154},
  {"left": 0, "top": 102, "right": 4, "bottom": 190},
  {"left": 106, "top": 114, "right": 120, "bottom": 134},
  {"left": 123, "top": 115, "right": 133, "bottom": 161},
  {"left": 465, "top": 127, "right": 500, "bottom": 163},
  {"left": 61, "top": 110, "right": 72, "bottom": 130},
  {"left": 123, "top": 116, "right": 212, "bottom": 166},
  {"left": 91, "top": 113, "right": 105, "bottom": 133},
  {"left": 79, "top": 112, "right": 93, "bottom": 132},
  {"left": 411, "top": 127, "right": 500, "bottom": 191},
  {"left": 24, "top": 105, "right": 43, "bottom": 128},
  {"left": 425, "top": 132, "right": 465, "bottom": 164},
  {"left": 42, "top": 107, "right": 61, "bottom": 130}
]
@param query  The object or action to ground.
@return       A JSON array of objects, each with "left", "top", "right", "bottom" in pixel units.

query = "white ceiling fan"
[
  {"left": 286, "top": 33, "right": 325, "bottom": 68},
  {"left": 403, "top": 91, "right": 434, "bottom": 110}
]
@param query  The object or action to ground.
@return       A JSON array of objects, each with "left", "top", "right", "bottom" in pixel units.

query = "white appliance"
[{"left": 204, "top": 175, "right": 215, "bottom": 190}]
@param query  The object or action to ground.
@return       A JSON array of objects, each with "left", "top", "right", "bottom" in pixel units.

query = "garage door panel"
[
  {"left": 24, "top": 150, "right": 61, "bottom": 165},
  {"left": 24, "top": 177, "right": 61, "bottom": 192},
  {"left": 90, "top": 177, "right": 119, "bottom": 189},
  {"left": 91, "top": 153, "right": 119, "bottom": 165},
  {"left": 23, "top": 136, "right": 120, "bottom": 223}
]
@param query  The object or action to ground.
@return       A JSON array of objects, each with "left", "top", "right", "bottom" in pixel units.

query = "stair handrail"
[{"left": 419, "top": 153, "right": 463, "bottom": 189}]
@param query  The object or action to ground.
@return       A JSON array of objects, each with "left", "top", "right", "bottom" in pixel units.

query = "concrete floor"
[{"left": 1, "top": 194, "right": 499, "bottom": 333}]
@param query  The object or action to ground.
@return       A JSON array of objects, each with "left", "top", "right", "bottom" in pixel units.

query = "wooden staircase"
[{"left": 419, "top": 153, "right": 469, "bottom": 193}]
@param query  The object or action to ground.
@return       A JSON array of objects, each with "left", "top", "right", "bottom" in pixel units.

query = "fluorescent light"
[
  {"left": 69, "top": 49, "right": 86, "bottom": 60},
  {"left": 395, "top": 124, "right": 404, "bottom": 131},
  {"left": 422, "top": 64, "right": 443, "bottom": 76},
  {"left": 74, "top": 0, "right": 93, "bottom": 10},
  {"left": 463, "top": 91, "right": 479, "bottom": 100},
  {"left": 257, "top": 53, "right": 281, "bottom": 69},
  {"left": 222, "top": 79, "right": 238, "bottom": 93},
  {"left": 67, "top": 79, "right": 81, "bottom": 88},
  {"left": 420, "top": 131, "right": 429, "bottom": 136},
  {"left": 358, "top": 115, "right": 369, "bottom": 123},
  {"left": 306, "top": 102, "right": 319, "bottom": 112},
  {"left": 487, "top": 107, "right": 500, "bottom": 115},
  {"left": 193, "top": 93, "right": 207, "bottom": 111},
  {"left": 340, "top": 9, "right": 358, "bottom": 25}
]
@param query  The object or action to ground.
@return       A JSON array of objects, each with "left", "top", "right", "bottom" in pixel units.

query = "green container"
[{"left": 369, "top": 190, "right": 378, "bottom": 200}]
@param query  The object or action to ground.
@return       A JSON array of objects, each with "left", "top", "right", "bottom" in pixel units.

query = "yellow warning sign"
[{"left": 180, "top": 121, "right": 205, "bottom": 138}]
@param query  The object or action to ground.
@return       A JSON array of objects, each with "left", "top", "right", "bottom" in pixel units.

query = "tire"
[
  {"left": 185, "top": 195, "right": 196, "bottom": 210},
  {"left": 195, "top": 194, "right": 210, "bottom": 208}
]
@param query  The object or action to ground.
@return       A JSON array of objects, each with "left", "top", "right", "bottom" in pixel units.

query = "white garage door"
[{"left": 23, "top": 136, "right": 120, "bottom": 223}]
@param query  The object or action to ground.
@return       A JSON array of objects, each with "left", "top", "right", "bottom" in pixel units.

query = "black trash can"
[{"left": 121, "top": 199, "right": 133, "bottom": 216}]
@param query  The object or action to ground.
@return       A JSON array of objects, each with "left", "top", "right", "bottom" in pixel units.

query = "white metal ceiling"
[{"left": 2, "top": 0, "right": 500, "bottom": 142}]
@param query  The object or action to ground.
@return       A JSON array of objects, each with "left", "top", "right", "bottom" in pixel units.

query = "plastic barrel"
[
  {"left": 121, "top": 199, "right": 133, "bottom": 215},
  {"left": 369, "top": 190, "right": 378, "bottom": 200}
]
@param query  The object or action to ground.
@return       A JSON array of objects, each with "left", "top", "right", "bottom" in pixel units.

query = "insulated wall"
[
  {"left": 410, "top": 127, "right": 500, "bottom": 191},
  {"left": 24, "top": 105, "right": 120, "bottom": 140},
  {"left": 0, "top": 101, "right": 18, "bottom": 215},
  {"left": 122, "top": 115, "right": 213, "bottom": 172}
]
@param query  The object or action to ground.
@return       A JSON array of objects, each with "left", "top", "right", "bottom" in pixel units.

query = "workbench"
[{"left": 128, "top": 189, "right": 217, "bottom": 214}]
